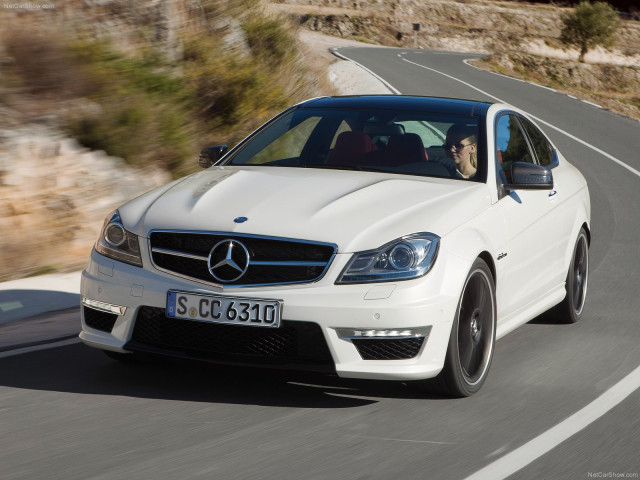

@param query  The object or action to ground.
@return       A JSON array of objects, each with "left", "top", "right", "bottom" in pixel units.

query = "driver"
[{"left": 444, "top": 124, "right": 477, "bottom": 179}]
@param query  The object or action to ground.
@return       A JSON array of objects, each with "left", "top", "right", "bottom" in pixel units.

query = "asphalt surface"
[
  {"left": 1, "top": 47, "right": 639, "bottom": 480},
  {"left": 0, "top": 272, "right": 80, "bottom": 349}
]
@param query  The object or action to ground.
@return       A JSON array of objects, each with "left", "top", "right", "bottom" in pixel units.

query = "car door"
[
  {"left": 494, "top": 112, "right": 566, "bottom": 319},
  {"left": 517, "top": 115, "right": 577, "bottom": 285}
]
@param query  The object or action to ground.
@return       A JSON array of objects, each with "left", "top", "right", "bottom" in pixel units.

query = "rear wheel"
[
  {"left": 552, "top": 228, "right": 589, "bottom": 323},
  {"left": 416, "top": 258, "right": 496, "bottom": 397}
]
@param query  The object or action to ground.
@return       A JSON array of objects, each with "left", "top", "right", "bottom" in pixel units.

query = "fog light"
[
  {"left": 335, "top": 326, "right": 431, "bottom": 339},
  {"left": 82, "top": 297, "right": 127, "bottom": 315}
]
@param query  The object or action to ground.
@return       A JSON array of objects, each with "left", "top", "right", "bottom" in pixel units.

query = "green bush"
[
  {"left": 4, "top": 4, "right": 316, "bottom": 177},
  {"left": 243, "top": 15, "right": 299, "bottom": 66},
  {"left": 560, "top": 1, "right": 620, "bottom": 62},
  {"left": 65, "top": 39, "right": 196, "bottom": 173},
  {"left": 182, "top": 34, "right": 291, "bottom": 133}
]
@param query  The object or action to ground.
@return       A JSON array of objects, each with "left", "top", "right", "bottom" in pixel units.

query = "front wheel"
[{"left": 416, "top": 258, "right": 496, "bottom": 397}]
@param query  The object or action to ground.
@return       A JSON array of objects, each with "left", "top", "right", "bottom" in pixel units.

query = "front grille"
[
  {"left": 149, "top": 231, "right": 336, "bottom": 287},
  {"left": 83, "top": 306, "right": 118, "bottom": 333},
  {"left": 352, "top": 338, "right": 425, "bottom": 360},
  {"left": 127, "top": 306, "right": 334, "bottom": 371}
]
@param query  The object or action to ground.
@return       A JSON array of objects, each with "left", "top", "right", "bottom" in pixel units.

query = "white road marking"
[
  {"left": 392, "top": 52, "right": 640, "bottom": 477},
  {"left": 351, "top": 434, "right": 456, "bottom": 445},
  {"left": 582, "top": 99, "right": 603, "bottom": 109},
  {"left": 333, "top": 49, "right": 401, "bottom": 94},
  {"left": 0, "top": 301, "right": 23, "bottom": 312},
  {"left": 465, "top": 364, "right": 640, "bottom": 479},
  {"left": 399, "top": 55, "right": 640, "bottom": 179},
  {"left": 0, "top": 337, "right": 80, "bottom": 359}
]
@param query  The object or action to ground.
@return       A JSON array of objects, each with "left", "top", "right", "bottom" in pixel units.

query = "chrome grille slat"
[
  {"left": 250, "top": 261, "right": 327, "bottom": 267},
  {"left": 151, "top": 247, "right": 209, "bottom": 262},
  {"left": 149, "top": 231, "right": 336, "bottom": 287}
]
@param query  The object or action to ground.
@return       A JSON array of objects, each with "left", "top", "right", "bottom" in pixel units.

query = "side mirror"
[
  {"left": 198, "top": 145, "right": 228, "bottom": 169},
  {"left": 504, "top": 162, "right": 553, "bottom": 190}
]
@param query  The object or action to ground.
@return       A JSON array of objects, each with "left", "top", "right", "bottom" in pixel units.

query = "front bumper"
[{"left": 80, "top": 247, "right": 466, "bottom": 381}]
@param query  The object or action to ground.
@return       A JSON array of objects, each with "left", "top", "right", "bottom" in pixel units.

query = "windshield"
[{"left": 224, "top": 107, "right": 484, "bottom": 181}]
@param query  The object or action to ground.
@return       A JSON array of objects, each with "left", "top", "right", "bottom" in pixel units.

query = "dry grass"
[{"left": 1, "top": 2, "right": 323, "bottom": 177}]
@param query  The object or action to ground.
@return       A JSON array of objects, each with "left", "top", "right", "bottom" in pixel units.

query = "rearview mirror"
[
  {"left": 198, "top": 145, "right": 228, "bottom": 169},
  {"left": 504, "top": 162, "right": 553, "bottom": 190}
]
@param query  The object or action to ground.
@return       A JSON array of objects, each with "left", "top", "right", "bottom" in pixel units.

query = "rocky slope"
[
  {"left": 273, "top": 0, "right": 640, "bottom": 118},
  {"left": 1, "top": 0, "right": 638, "bottom": 281},
  {"left": 0, "top": 0, "right": 311, "bottom": 281}
]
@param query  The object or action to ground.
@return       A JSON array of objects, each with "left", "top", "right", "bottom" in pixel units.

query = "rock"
[{"left": 0, "top": 124, "right": 171, "bottom": 280}]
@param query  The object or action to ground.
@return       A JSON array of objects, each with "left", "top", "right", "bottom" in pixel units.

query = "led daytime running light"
[
  {"left": 82, "top": 297, "right": 127, "bottom": 315},
  {"left": 336, "top": 326, "right": 431, "bottom": 339}
]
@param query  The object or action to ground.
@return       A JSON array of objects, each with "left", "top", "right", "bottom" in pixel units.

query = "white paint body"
[{"left": 80, "top": 102, "right": 590, "bottom": 381}]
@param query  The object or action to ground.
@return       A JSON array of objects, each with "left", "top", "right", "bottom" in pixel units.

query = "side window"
[
  {"left": 519, "top": 119, "right": 555, "bottom": 167},
  {"left": 495, "top": 114, "right": 534, "bottom": 182}
]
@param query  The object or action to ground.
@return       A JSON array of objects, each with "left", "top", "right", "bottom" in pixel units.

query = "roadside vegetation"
[
  {"left": 476, "top": 1, "right": 638, "bottom": 119},
  {"left": 283, "top": 0, "right": 639, "bottom": 120},
  {"left": 0, "top": 0, "right": 637, "bottom": 281},
  {"left": 3, "top": 0, "right": 637, "bottom": 174},
  {"left": 560, "top": 1, "right": 621, "bottom": 62},
  {"left": 1, "top": 0, "right": 319, "bottom": 178}
]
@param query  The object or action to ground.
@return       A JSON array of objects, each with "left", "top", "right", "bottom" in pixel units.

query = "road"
[{"left": 1, "top": 47, "right": 639, "bottom": 480}]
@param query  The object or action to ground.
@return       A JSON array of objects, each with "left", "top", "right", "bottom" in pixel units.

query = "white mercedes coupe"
[{"left": 80, "top": 95, "right": 590, "bottom": 397}]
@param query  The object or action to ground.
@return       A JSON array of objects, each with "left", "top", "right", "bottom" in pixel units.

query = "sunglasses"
[{"left": 444, "top": 142, "right": 473, "bottom": 150}]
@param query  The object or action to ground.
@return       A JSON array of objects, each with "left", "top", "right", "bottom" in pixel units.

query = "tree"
[{"left": 560, "top": 1, "right": 620, "bottom": 62}]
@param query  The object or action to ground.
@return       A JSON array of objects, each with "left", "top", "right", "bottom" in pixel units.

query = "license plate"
[{"left": 166, "top": 291, "right": 282, "bottom": 328}]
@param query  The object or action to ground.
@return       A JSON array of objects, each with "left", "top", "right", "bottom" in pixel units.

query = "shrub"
[
  {"left": 64, "top": 39, "right": 196, "bottom": 173},
  {"left": 4, "top": 29, "right": 96, "bottom": 98},
  {"left": 182, "top": 34, "right": 292, "bottom": 136},
  {"left": 243, "top": 15, "right": 298, "bottom": 66},
  {"left": 560, "top": 1, "right": 620, "bottom": 62},
  {"left": 3, "top": 4, "right": 317, "bottom": 177}
]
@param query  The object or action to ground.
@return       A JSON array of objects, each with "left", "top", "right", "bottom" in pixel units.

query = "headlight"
[
  {"left": 337, "top": 233, "right": 439, "bottom": 284},
  {"left": 95, "top": 210, "right": 143, "bottom": 267}
]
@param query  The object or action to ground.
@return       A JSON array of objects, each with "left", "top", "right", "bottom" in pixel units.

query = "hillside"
[
  {"left": 0, "top": 0, "right": 324, "bottom": 281},
  {"left": 272, "top": 0, "right": 640, "bottom": 120},
  {"left": 0, "top": 0, "right": 638, "bottom": 282}
]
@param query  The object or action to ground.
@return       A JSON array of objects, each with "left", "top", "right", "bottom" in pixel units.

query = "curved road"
[{"left": 1, "top": 47, "right": 639, "bottom": 480}]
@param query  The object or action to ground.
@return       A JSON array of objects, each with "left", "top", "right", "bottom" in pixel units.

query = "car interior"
[{"left": 228, "top": 108, "right": 484, "bottom": 181}]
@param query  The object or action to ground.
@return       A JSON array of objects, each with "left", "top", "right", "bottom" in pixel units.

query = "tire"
[
  {"left": 416, "top": 258, "right": 497, "bottom": 397},
  {"left": 552, "top": 228, "right": 589, "bottom": 324}
]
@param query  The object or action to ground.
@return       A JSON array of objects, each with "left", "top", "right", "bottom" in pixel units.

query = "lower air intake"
[
  {"left": 352, "top": 337, "right": 425, "bottom": 360},
  {"left": 127, "top": 306, "right": 334, "bottom": 372},
  {"left": 83, "top": 306, "right": 118, "bottom": 333}
]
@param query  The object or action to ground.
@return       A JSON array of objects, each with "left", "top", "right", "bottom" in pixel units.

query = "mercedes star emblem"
[{"left": 208, "top": 239, "right": 250, "bottom": 283}]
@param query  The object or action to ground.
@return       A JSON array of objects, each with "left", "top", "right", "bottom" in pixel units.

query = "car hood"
[{"left": 120, "top": 166, "right": 490, "bottom": 252}]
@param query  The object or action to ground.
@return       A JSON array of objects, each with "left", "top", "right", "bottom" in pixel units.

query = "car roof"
[{"left": 300, "top": 95, "right": 493, "bottom": 117}]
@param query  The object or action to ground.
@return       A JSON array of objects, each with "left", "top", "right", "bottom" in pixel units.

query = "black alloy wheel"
[
  {"left": 456, "top": 266, "right": 495, "bottom": 387},
  {"left": 417, "top": 258, "right": 496, "bottom": 397},
  {"left": 553, "top": 228, "right": 589, "bottom": 323}
]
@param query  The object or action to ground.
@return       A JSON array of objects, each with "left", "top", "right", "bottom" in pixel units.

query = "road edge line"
[
  {"left": 331, "top": 47, "right": 401, "bottom": 94},
  {"left": 465, "top": 363, "right": 640, "bottom": 479},
  {"left": 400, "top": 55, "right": 640, "bottom": 179},
  {"left": 0, "top": 337, "right": 81, "bottom": 359}
]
